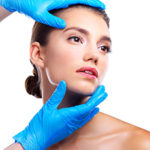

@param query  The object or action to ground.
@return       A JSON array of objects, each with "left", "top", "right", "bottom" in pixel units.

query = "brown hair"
[{"left": 25, "top": 4, "right": 110, "bottom": 98}]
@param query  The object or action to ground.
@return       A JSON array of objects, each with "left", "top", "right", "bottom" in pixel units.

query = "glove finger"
[
  {"left": 36, "top": 11, "right": 66, "bottom": 29},
  {"left": 63, "top": 0, "right": 106, "bottom": 10},
  {"left": 46, "top": 80, "right": 66, "bottom": 109},
  {"left": 65, "top": 107, "right": 99, "bottom": 134},
  {"left": 85, "top": 85, "right": 105, "bottom": 108},
  {"left": 78, "top": 107, "right": 100, "bottom": 128},
  {"left": 85, "top": 92, "right": 107, "bottom": 113},
  {"left": 80, "top": 0, "right": 105, "bottom": 10},
  {"left": 71, "top": 88, "right": 107, "bottom": 118}
]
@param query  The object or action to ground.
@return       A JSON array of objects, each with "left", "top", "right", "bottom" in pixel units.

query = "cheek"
[
  {"left": 45, "top": 44, "right": 80, "bottom": 84},
  {"left": 47, "top": 39, "right": 80, "bottom": 65},
  {"left": 51, "top": 48, "right": 78, "bottom": 67},
  {"left": 98, "top": 55, "right": 108, "bottom": 82}
]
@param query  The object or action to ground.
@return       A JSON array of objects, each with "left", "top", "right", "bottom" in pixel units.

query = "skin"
[
  {"left": 0, "top": 6, "right": 12, "bottom": 21},
  {"left": 30, "top": 7, "right": 150, "bottom": 150}
]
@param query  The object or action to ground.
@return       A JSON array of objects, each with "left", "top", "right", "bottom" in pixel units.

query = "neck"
[
  {"left": 58, "top": 87, "right": 92, "bottom": 109},
  {"left": 42, "top": 81, "right": 91, "bottom": 108},
  {"left": 41, "top": 74, "right": 100, "bottom": 148}
]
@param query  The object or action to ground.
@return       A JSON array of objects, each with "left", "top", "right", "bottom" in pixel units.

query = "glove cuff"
[{"left": 13, "top": 127, "right": 42, "bottom": 150}]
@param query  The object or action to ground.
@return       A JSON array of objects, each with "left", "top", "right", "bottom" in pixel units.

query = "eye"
[
  {"left": 99, "top": 45, "right": 111, "bottom": 53},
  {"left": 68, "top": 36, "right": 82, "bottom": 43}
]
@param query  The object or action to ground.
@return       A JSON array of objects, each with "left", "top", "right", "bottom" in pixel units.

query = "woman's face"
[{"left": 42, "top": 7, "right": 111, "bottom": 96}]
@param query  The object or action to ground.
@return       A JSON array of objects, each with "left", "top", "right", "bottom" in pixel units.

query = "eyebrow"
[{"left": 63, "top": 27, "right": 112, "bottom": 44}]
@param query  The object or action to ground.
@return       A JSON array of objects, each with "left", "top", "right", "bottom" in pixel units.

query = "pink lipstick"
[{"left": 76, "top": 66, "right": 98, "bottom": 79}]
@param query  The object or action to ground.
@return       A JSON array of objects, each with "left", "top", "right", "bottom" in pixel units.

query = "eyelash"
[
  {"left": 68, "top": 36, "right": 82, "bottom": 43},
  {"left": 68, "top": 36, "right": 111, "bottom": 53},
  {"left": 98, "top": 45, "right": 112, "bottom": 53}
]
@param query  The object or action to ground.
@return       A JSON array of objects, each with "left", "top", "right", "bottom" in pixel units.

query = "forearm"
[
  {"left": 4, "top": 143, "right": 24, "bottom": 150},
  {"left": 0, "top": 5, "right": 12, "bottom": 21}
]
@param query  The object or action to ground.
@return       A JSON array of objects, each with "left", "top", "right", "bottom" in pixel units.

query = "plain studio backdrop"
[{"left": 0, "top": 0, "right": 150, "bottom": 148}]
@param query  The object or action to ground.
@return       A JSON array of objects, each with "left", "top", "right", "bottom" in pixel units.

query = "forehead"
[{"left": 54, "top": 7, "right": 110, "bottom": 36}]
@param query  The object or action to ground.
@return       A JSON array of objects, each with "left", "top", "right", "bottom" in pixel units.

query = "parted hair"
[{"left": 25, "top": 4, "right": 110, "bottom": 98}]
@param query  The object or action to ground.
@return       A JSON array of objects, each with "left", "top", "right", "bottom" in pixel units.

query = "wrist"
[
  {"left": 4, "top": 142, "right": 24, "bottom": 150},
  {"left": 13, "top": 127, "right": 41, "bottom": 150}
]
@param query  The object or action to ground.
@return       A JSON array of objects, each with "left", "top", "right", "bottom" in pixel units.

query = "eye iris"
[
  {"left": 101, "top": 46, "right": 105, "bottom": 50},
  {"left": 101, "top": 46, "right": 108, "bottom": 52},
  {"left": 74, "top": 37, "right": 79, "bottom": 42}
]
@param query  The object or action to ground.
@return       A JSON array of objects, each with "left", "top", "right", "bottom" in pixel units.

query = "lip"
[{"left": 76, "top": 66, "right": 98, "bottom": 78}]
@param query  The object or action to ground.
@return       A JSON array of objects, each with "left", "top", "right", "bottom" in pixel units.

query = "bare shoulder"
[
  {"left": 126, "top": 128, "right": 150, "bottom": 150},
  {"left": 97, "top": 112, "right": 150, "bottom": 149}
]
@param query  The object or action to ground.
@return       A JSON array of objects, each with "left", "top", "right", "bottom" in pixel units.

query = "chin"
[{"left": 66, "top": 79, "right": 99, "bottom": 96}]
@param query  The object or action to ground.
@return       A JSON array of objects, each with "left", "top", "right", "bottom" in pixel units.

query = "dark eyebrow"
[
  {"left": 101, "top": 36, "right": 112, "bottom": 44},
  {"left": 63, "top": 27, "right": 112, "bottom": 44},
  {"left": 63, "top": 27, "right": 89, "bottom": 35}
]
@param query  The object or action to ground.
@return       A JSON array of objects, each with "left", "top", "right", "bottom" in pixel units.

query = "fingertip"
[
  {"left": 53, "top": 17, "right": 66, "bottom": 29},
  {"left": 92, "top": 107, "right": 100, "bottom": 114},
  {"left": 58, "top": 80, "right": 67, "bottom": 91},
  {"left": 40, "top": 12, "right": 66, "bottom": 29},
  {"left": 99, "top": 85, "right": 105, "bottom": 90},
  {"left": 102, "top": 4, "right": 106, "bottom": 10},
  {"left": 93, "top": 0, "right": 106, "bottom": 10},
  {"left": 86, "top": 107, "right": 100, "bottom": 121},
  {"left": 95, "top": 85, "right": 105, "bottom": 94},
  {"left": 84, "top": 0, "right": 106, "bottom": 10},
  {"left": 58, "top": 20, "right": 66, "bottom": 29},
  {"left": 105, "top": 92, "right": 108, "bottom": 98},
  {"left": 98, "top": 1, "right": 106, "bottom": 10},
  {"left": 97, "top": 92, "right": 108, "bottom": 103},
  {"left": 103, "top": 92, "right": 108, "bottom": 99},
  {"left": 60, "top": 80, "right": 66, "bottom": 85},
  {"left": 46, "top": 80, "right": 67, "bottom": 108}
]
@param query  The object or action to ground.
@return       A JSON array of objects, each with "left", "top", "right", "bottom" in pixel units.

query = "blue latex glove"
[
  {"left": 0, "top": 0, "right": 105, "bottom": 29},
  {"left": 13, "top": 80, "right": 108, "bottom": 150}
]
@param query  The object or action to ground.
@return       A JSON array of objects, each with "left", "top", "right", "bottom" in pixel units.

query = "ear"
[{"left": 30, "top": 42, "right": 45, "bottom": 68}]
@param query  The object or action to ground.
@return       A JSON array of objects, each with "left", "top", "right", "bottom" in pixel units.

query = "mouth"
[{"left": 76, "top": 66, "right": 98, "bottom": 79}]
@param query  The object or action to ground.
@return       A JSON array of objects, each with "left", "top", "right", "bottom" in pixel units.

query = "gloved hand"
[
  {"left": 13, "top": 80, "right": 108, "bottom": 150},
  {"left": 0, "top": 0, "right": 105, "bottom": 29}
]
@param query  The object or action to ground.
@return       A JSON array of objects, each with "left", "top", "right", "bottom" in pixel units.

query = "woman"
[
  {"left": 24, "top": 4, "right": 150, "bottom": 150},
  {"left": 1, "top": 1, "right": 108, "bottom": 149}
]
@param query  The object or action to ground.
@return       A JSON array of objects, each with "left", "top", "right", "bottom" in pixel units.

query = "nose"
[{"left": 83, "top": 45, "right": 99, "bottom": 65}]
